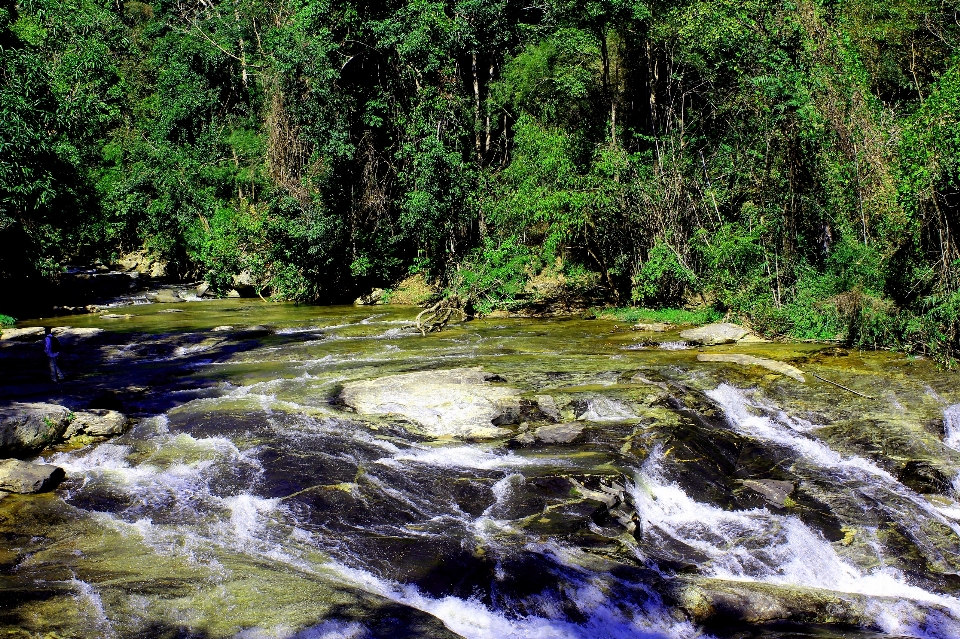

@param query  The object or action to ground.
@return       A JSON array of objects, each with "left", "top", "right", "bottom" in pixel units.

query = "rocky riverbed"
[{"left": 2, "top": 301, "right": 960, "bottom": 638}]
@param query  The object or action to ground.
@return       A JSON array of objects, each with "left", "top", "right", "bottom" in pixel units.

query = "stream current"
[{"left": 4, "top": 302, "right": 960, "bottom": 638}]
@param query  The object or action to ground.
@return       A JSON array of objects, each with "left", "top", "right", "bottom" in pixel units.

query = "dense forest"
[{"left": 1, "top": 0, "right": 959, "bottom": 357}]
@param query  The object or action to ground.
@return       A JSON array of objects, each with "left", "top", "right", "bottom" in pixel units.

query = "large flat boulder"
[
  {"left": 0, "top": 459, "right": 65, "bottom": 493},
  {"left": 679, "top": 323, "right": 752, "bottom": 345},
  {"left": 0, "top": 403, "right": 72, "bottom": 457},
  {"left": 340, "top": 367, "right": 521, "bottom": 439},
  {"left": 0, "top": 327, "right": 44, "bottom": 341}
]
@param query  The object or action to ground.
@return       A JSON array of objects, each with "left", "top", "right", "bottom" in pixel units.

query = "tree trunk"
[{"left": 472, "top": 53, "right": 481, "bottom": 161}]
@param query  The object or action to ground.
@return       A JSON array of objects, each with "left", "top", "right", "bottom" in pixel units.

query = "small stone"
[
  {"left": 226, "top": 289, "right": 241, "bottom": 298},
  {"left": 0, "top": 459, "right": 65, "bottom": 493},
  {"left": 100, "top": 313, "right": 133, "bottom": 319},
  {"left": 197, "top": 282, "right": 211, "bottom": 297}
]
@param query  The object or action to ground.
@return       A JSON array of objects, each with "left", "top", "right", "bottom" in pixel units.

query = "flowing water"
[{"left": 4, "top": 301, "right": 960, "bottom": 638}]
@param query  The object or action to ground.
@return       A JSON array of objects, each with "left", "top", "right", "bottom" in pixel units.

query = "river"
[{"left": 3, "top": 301, "right": 960, "bottom": 638}]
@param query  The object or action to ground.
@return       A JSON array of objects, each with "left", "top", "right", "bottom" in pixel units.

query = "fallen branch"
[
  {"left": 415, "top": 297, "right": 467, "bottom": 335},
  {"left": 812, "top": 373, "right": 875, "bottom": 399}
]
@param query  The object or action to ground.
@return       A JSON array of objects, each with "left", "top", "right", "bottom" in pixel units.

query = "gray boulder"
[
  {"left": 340, "top": 367, "right": 521, "bottom": 439},
  {"left": 534, "top": 423, "right": 585, "bottom": 444},
  {"left": 679, "top": 322, "right": 752, "bottom": 345},
  {"left": 146, "top": 289, "right": 183, "bottom": 304},
  {"left": 63, "top": 409, "right": 128, "bottom": 439},
  {"left": 0, "top": 459, "right": 65, "bottom": 493},
  {"left": 0, "top": 403, "right": 72, "bottom": 457}
]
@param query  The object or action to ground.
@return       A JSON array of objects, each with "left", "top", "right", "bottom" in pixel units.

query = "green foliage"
[
  {"left": 631, "top": 242, "right": 696, "bottom": 306},
  {"left": 601, "top": 307, "right": 722, "bottom": 325},
  {"left": 0, "top": 314, "right": 15, "bottom": 327},
  {"left": 3, "top": 0, "right": 960, "bottom": 361},
  {"left": 447, "top": 238, "right": 539, "bottom": 315}
]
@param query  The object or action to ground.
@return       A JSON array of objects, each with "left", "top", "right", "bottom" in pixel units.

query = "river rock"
[
  {"left": 534, "top": 394, "right": 562, "bottom": 421},
  {"left": 146, "top": 289, "right": 183, "bottom": 304},
  {"left": 697, "top": 353, "right": 806, "bottom": 382},
  {"left": 0, "top": 459, "right": 65, "bottom": 493},
  {"left": 340, "top": 367, "right": 521, "bottom": 438},
  {"left": 0, "top": 403, "right": 72, "bottom": 457},
  {"left": 197, "top": 282, "right": 211, "bottom": 297},
  {"left": 534, "top": 423, "right": 586, "bottom": 444},
  {"left": 63, "top": 409, "right": 128, "bottom": 439},
  {"left": 679, "top": 322, "right": 752, "bottom": 345},
  {"left": 577, "top": 397, "right": 636, "bottom": 422},
  {"left": 100, "top": 313, "right": 133, "bottom": 319},
  {"left": 741, "top": 479, "right": 795, "bottom": 507},
  {"left": 53, "top": 327, "right": 104, "bottom": 339},
  {"left": 0, "top": 327, "right": 44, "bottom": 341},
  {"left": 632, "top": 323, "right": 671, "bottom": 332},
  {"left": 673, "top": 577, "right": 924, "bottom": 626},
  {"left": 355, "top": 288, "right": 385, "bottom": 305}
]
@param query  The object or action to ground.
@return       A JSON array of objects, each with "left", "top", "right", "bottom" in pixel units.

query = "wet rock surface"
[
  {"left": 340, "top": 367, "right": 522, "bottom": 438},
  {"left": 0, "top": 459, "right": 65, "bottom": 493},
  {"left": 0, "top": 303, "right": 959, "bottom": 638},
  {"left": 697, "top": 352, "right": 806, "bottom": 382}
]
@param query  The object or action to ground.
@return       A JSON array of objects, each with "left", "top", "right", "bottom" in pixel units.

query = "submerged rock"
[
  {"left": 0, "top": 459, "right": 65, "bottom": 493},
  {"left": 679, "top": 322, "right": 752, "bottom": 345},
  {"left": 0, "top": 402, "right": 72, "bottom": 457},
  {"left": 697, "top": 353, "right": 806, "bottom": 382},
  {"left": 340, "top": 367, "right": 521, "bottom": 438}
]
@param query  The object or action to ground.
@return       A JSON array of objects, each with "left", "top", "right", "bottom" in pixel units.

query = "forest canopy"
[{"left": 2, "top": 0, "right": 960, "bottom": 358}]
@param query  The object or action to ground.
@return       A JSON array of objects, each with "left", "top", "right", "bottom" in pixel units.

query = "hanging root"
[{"left": 416, "top": 296, "right": 467, "bottom": 335}]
